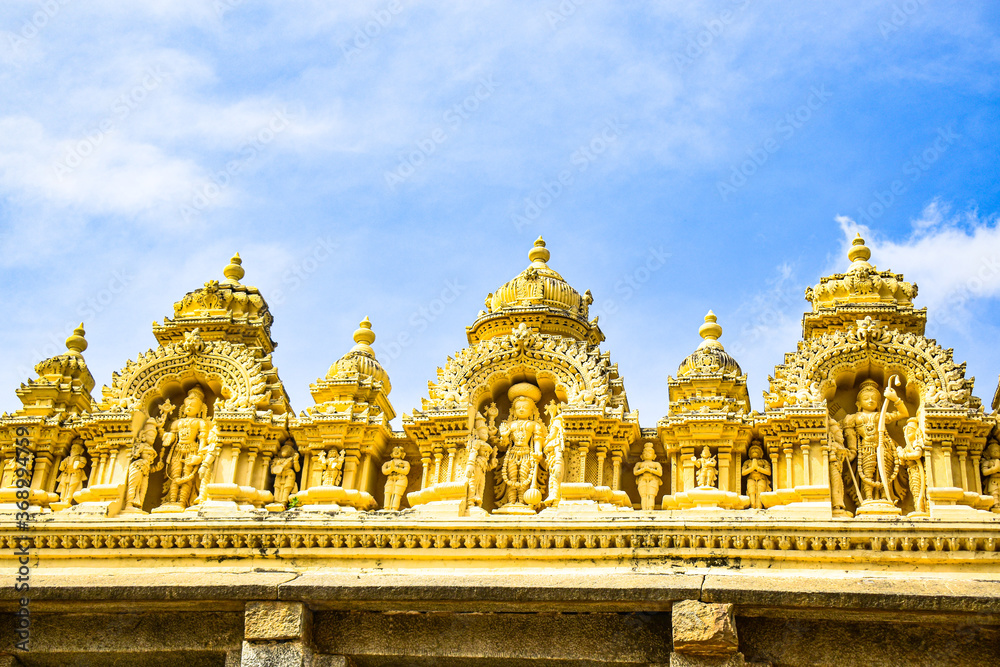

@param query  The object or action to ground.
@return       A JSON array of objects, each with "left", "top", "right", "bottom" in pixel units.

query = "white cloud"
[{"left": 836, "top": 200, "right": 1000, "bottom": 334}]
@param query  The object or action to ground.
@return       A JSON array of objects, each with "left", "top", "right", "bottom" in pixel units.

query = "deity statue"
[
  {"left": 827, "top": 419, "right": 857, "bottom": 517},
  {"left": 542, "top": 401, "right": 566, "bottom": 507},
  {"left": 842, "top": 377, "right": 908, "bottom": 507},
  {"left": 981, "top": 438, "right": 1000, "bottom": 513},
  {"left": 317, "top": 448, "right": 345, "bottom": 487},
  {"left": 463, "top": 411, "right": 496, "bottom": 509},
  {"left": 383, "top": 446, "right": 412, "bottom": 512},
  {"left": 123, "top": 419, "right": 165, "bottom": 513},
  {"left": 898, "top": 418, "right": 928, "bottom": 516},
  {"left": 741, "top": 441, "right": 771, "bottom": 510},
  {"left": 270, "top": 443, "right": 300, "bottom": 506},
  {"left": 494, "top": 383, "right": 547, "bottom": 510},
  {"left": 55, "top": 440, "right": 88, "bottom": 505},
  {"left": 161, "top": 386, "right": 211, "bottom": 508},
  {"left": 693, "top": 446, "right": 718, "bottom": 488},
  {"left": 633, "top": 442, "right": 663, "bottom": 511}
]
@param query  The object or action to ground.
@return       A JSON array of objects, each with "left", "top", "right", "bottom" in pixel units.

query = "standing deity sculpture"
[
  {"left": 494, "top": 383, "right": 547, "bottom": 512},
  {"left": 693, "top": 447, "right": 718, "bottom": 488},
  {"left": 160, "top": 386, "right": 211, "bottom": 509},
  {"left": 55, "top": 440, "right": 88, "bottom": 505},
  {"left": 463, "top": 411, "right": 496, "bottom": 510},
  {"left": 542, "top": 401, "right": 566, "bottom": 507},
  {"left": 827, "top": 419, "right": 857, "bottom": 517},
  {"left": 633, "top": 442, "right": 663, "bottom": 511},
  {"left": 270, "top": 443, "right": 301, "bottom": 506},
  {"left": 192, "top": 424, "right": 222, "bottom": 505},
  {"left": 383, "top": 446, "right": 412, "bottom": 512},
  {"left": 981, "top": 438, "right": 1000, "bottom": 513},
  {"left": 1, "top": 452, "right": 32, "bottom": 488},
  {"left": 842, "top": 377, "right": 908, "bottom": 510},
  {"left": 317, "top": 448, "right": 346, "bottom": 487},
  {"left": 123, "top": 419, "right": 165, "bottom": 513},
  {"left": 741, "top": 440, "right": 771, "bottom": 510},
  {"left": 898, "top": 418, "right": 928, "bottom": 516}
]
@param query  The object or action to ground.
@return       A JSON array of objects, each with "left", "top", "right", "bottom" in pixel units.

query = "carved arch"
[
  {"left": 102, "top": 340, "right": 269, "bottom": 413},
  {"left": 426, "top": 325, "right": 616, "bottom": 412},
  {"left": 766, "top": 319, "right": 977, "bottom": 410}
]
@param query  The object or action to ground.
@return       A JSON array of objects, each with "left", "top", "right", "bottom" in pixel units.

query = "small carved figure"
[
  {"left": 495, "top": 383, "right": 547, "bottom": 509},
  {"left": 464, "top": 412, "right": 496, "bottom": 509},
  {"left": 633, "top": 442, "right": 663, "bottom": 511},
  {"left": 741, "top": 441, "right": 771, "bottom": 510},
  {"left": 270, "top": 443, "right": 300, "bottom": 505},
  {"left": 842, "top": 378, "right": 908, "bottom": 505},
  {"left": 317, "top": 448, "right": 345, "bottom": 487},
  {"left": 2, "top": 452, "right": 33, "bottom": 488},
  {"left": 542, "top": 401, "right": 566, "bottom": 506},
  {"left": 693, "top": 446, "right": 718, "bottom": 488},
  {"left": 827, "top": 420, "right": 857, "bottom": 515},
  {"left": 981, "top": 439, "right": 1000, "bottom": 513},
  {"left": 191, "top": 424, "right": 223, "bottom": 505},
  {"left": 898, "top": 418, "right": 928, "bottom": 515},
  {"left": 383, "top": 446, "right": 411, "bottom": 511},
  {"left": 55, "top": 440, "right": 88, "bottom": 505},
  {"left": 123, "top": 419, "right": 165, "bottom": 512}
]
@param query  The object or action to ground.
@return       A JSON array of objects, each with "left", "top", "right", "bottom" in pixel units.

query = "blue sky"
[{"left": 2, "top": 1, "right": 999, "bottom": 425}]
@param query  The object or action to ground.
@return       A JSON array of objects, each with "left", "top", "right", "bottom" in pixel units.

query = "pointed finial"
[
  {"left": 223, "top": 252, "right": 245, "bottom": 283},
  {"left": 847, "top": 233, "right": 871, "bottom": 265},
  {"left": 697, "top": 311, "right": 723, "bottom": 349},
  {"left": 352, "top": 317, "right": 376, "bottom": 349},
  {"left": 528, "top": 236, "right": 551, "bottom": 265},
  {"left": 65, "top": 323, "right": 88, "bottom": 356}
]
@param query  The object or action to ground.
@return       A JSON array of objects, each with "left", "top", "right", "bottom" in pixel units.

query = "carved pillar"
[
  {"left": 420, "top": 452, "right": 431, "bottom": 489},
  {"left": 956, "top": 447, "right": 969, "bottom": 492},
  {"left": 783, "top": 442, "right": 794, "bottom": 489},
  {"left": 718, "top": 449, "right": 730, "bottom": 493},
  {"left": 243, "top": 451, "right": 258, "bottom": 487},
  {"left": 611, "top": 452, "right": 622, "bottom": 491},
  {"left": 342, "top": 451, "right": 361, "bottom": 489},
  {"left": 445, "top": 444, "right": 457, "bottom": 484},
  {"left": 768, "top": 451, "right": 779, "bottom": 490},
  {"left": 800, "top": 438, "right": 811, "bottom": 486},
  {"left": 29, "top": 455, "right": 53, "bottom": 492},
  {"left": 577, "top": 441, "right": 589, "bottom": 483},
  {"left": 595, "top": 447, "right": 607, "bottom": 487},
  {"left": 972, "top": 453, "right": 984, "bottom": 494},
  {"left": 432, "top": 448, "right": 443, "bottom": 486}
]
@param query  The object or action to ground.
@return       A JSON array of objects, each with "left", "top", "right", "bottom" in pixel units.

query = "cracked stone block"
[
  {"left": 671, "top": 600, "right": 739, "bottom": 656},
  {"left": 245, "top": 601, "right": 312, "bottom": 641}
]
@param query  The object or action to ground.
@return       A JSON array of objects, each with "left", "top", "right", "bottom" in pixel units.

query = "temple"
[{"left": 1, "top": 237, "right": 999, "bottom": 666}]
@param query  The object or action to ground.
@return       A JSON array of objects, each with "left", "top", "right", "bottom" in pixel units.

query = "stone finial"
[
  {"left": 352, "top": 317, "right": 376, "bottom": 351},
  {"left": 223, "top": 252, "right": 245, "bottom": 283},
  {"left": 847, "top": 233, "right": 872, "bottom": 267},
  {"left": 65, "top": 324, "right": 88, "bottom": 356},
  {"left": 528, "top": 236, "right": 551, "bottom": 265},
  {"left": 698, "top": 311, "right": 724, "bottom": 350}
]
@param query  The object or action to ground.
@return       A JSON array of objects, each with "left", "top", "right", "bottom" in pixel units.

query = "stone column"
[
  {"left": 241, "top": 601, "right": 314, "bottom": 667},
  {"left": 670, "top": 600, "right": 750, "bottom": 667}
]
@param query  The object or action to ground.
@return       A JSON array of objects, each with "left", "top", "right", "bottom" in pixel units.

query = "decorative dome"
[
  {"left": 155, "top": 253, "right": 277, "bottom": 352},
  {"left": 328, "top": 317, "right": 391, "bottom": 393},
  {"left": 802, "top": 234, "right": 924, "bottom": 338},
  {"left": 467, "top": 238, "right": 603, "bottom": 345},
  {"left": 12, "top": 324, "right": 95, "bottom": 417},
  {"left": 677, "top": 312, "right": 743, "bottom": 377}
]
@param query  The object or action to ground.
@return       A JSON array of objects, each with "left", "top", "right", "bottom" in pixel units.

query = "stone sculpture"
[
  {"left": 694, "top": 446, "right": 718, "bottom": 489},
  {"left": 55, "top": 440, "right": 88, "bottom": 505},
  {"left": 542, "top": 400, "right": 566, "bottom": 507},
  {"left": 633, "top": 442, "right": 663, "bottom": 511},
  {"left": 741, "top": 441, "right": 770, "bottom": 510},
  {"left": 270, "top": 443, "right": 300, "bottom": 506},
  {"left": 383, "top": 446, "right": 411, "bottom": 512},
  {"left": 495, "top": 383, "right": 547, "bottom": 512}
]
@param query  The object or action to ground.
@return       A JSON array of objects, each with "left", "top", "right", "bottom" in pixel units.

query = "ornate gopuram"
[{"left": 1, "top": 238, "right": 999, "bottom": 667}]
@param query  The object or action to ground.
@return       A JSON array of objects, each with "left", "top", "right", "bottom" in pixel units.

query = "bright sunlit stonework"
[{"left": 2, "top": 238, "right": 999, "bottom": 666}]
